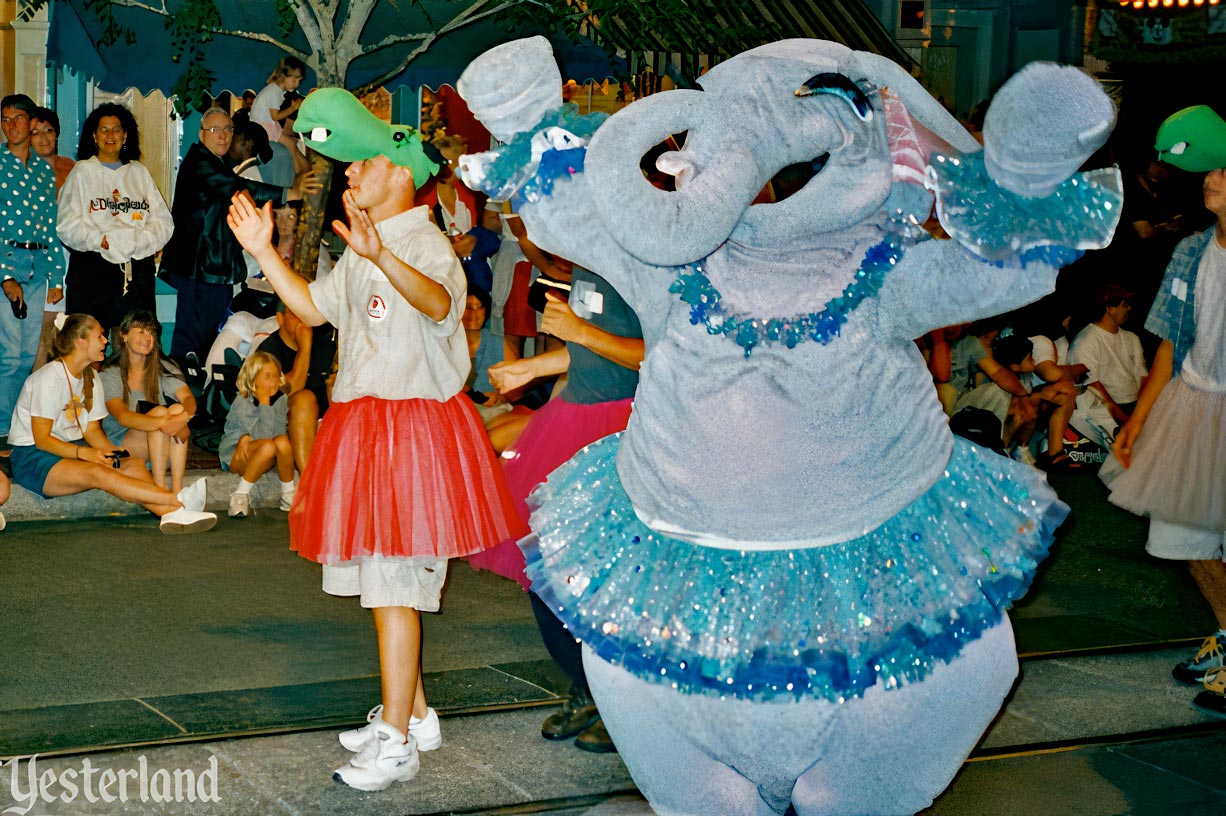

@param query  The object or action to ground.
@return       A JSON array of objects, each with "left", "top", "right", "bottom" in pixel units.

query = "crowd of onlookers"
[
  {"left": 0, "top": 66, "right": 605, "bottom": 535},
  {"left": 928, "top": 152, "right": 1209, "bottom": 473}
]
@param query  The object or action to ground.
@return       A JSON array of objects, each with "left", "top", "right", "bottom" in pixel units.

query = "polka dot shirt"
[{"left": 0, "top": 145, "right": 63, "bottom": 285}]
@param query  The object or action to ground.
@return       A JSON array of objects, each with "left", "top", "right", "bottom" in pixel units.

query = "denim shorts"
[{"left": 10, "top": 441, "right": 86, "bottom": 498}]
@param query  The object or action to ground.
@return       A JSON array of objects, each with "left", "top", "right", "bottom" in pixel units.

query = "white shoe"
[
  {"left": 333, "top": 720, "right": 419, "bottom": 792},
  {"left": 159, "top": 508, "right": 218, "bottom": 535},
  {"left": 0, "top": 511, "right": 6, "bottom": 531},
  {"left": 228, "top": 493, "right": 251, "bottom": 518},
  {"left": 340, "top": 705, "right": 442, "bottom": 753},
  {"left": 177, "top": 478, "right": 208, "bottom": 512},
  {"left": 279, "top": 491, "right": 296, "bottom": 512}
]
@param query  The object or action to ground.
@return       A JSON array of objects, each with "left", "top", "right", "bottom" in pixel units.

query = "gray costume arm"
[{"left": 877, "top": 240, "right": 1059, "bottom": 340}]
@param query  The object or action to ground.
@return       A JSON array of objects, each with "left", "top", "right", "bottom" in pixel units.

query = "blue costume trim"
[
  {"left": 522, "top": 434, "right": 1067, "bottom": 703},
  {"left": 473, "top": 103, "right": 607, "bottom": 204},
  {"left": 926, "top": 152, "right": 1123, "bottom": 261},
  {"left": 669, "top": 219, "right": 927, "bottom": 357}
]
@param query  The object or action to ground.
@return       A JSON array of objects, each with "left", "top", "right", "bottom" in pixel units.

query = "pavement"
[{"left": 0, "top": 468, "right": 1224, "bottom": 814}]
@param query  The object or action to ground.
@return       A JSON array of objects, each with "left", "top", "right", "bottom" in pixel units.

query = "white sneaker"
[
  {"left": 177, "top": 478, "right": 208, "bottom": 512},
  {"left": 0, "top": 511, "right": 6, "bottom": 531},
  {"left": 340, "top": 705, "right": 442, "bottom": 753},
  {"left": 333, "top": 720, "right": 419, "bottom": 792},
  {"left": 279, "top": 491, "right": 296, "bottom": 512},
  {"left": 228, "top": 493, "right": 251, "bottom": 518},
  {"left": 159, "top": 508, "right": 218, "bottom": 535}
]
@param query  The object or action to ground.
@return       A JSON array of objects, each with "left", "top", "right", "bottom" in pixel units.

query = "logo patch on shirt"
[
  {"left": 367, "top": 295, "right": 388, "bottom": 320},
  {"left": 1171, "top": 278, "right": 1188, "bottom": 301}
]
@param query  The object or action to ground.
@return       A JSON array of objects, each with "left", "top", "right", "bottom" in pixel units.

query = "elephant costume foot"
[{"left": 582, "top": 620, "right": 1017, "bottom": 816}]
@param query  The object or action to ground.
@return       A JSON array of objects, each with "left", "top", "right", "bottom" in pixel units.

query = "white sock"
[
  {"left": 280, "top": 479, "right": 296, "bottom": 496},
  {"left": 235, "top": 478, "right": 256, "bottom": 496}
]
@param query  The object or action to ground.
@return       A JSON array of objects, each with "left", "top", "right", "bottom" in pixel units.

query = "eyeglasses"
[{"left": 202, "top": 126, "right": 235, "bottom": 135}]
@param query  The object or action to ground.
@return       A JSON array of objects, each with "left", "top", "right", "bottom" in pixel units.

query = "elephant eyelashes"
[{"left": 794, "top": 73, "right": 874, "bottom": 122}]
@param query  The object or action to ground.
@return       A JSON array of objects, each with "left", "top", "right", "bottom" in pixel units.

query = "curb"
[{"left": 2, "top": 468, "right": 288, "bottom": 524}]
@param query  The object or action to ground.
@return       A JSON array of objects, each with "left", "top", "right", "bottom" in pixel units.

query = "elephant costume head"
[{"left": 459, "top": 37, "right": 1111, "bottom": 268}]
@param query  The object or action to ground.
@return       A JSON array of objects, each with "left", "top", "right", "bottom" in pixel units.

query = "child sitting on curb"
[{"left": 219, "top": 350, "right": 295, "bottom": 517}]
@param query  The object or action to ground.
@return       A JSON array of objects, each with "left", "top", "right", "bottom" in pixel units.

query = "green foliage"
[
  {"left": 163, "top": 0, "right": 223, "bottom": 115},
  {"left": 274, "top": 0, "right": 299, "bottom": 37},
  {"left": 507, "top": 0, "right": 768, "bottom": 58},
  {"left": 83, "top": 0, "right": 136, "bottom": 46}
]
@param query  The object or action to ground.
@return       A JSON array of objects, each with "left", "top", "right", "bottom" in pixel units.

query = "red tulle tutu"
[
  {"left": 289, "top": 394, "right": 528, "bottom": 564},
  {"left": 465, "top": 396, "right": 633, "bottom": 588}
]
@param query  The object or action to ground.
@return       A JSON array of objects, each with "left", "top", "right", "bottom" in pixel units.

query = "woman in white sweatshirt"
[{"left": 57, "top": 103, "right": 173, "bottom": 331}]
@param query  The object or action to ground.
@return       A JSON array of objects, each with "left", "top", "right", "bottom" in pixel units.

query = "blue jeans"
[{"left": 0, "top": 250, "right": 48, "bottom": 435}]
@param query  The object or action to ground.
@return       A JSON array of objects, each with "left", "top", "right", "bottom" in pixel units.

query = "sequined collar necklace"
[{"left": 669, "top": 218, "right": 927, "bottom": 357}]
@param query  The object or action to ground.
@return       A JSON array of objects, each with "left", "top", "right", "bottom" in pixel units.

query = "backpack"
[{"left": 949, "top": 406, "right": 1005, "bottom": 455}]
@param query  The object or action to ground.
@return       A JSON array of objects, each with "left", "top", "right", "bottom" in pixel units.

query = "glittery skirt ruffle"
[
  {"left": 925, "top": 151, "right": 1122, "bottom": 262},
  {"left": 522, "top": 434, "right": 1067, "bottom": 703}
]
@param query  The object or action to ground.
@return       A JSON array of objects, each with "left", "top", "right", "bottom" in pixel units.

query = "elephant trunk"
[{"left": 585, "top": 90, "right": 767, "bottom": 267}]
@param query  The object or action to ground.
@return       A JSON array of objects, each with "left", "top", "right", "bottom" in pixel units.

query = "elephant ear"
[{"left": 851, "top": 51, "right": 981, "bottom": 157}]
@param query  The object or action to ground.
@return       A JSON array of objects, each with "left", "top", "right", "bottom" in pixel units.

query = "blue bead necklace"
[{"left": 669, "top": 221, "right": 926, "bottom": 357}]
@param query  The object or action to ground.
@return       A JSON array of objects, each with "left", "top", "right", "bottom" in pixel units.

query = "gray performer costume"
[{"left": 455, "top": 37, "right": 1121, "bottom": 815}]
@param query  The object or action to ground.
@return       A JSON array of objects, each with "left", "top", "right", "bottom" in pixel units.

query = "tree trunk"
[{"left": 292, "top": 149, "right": 333, "bottom": 281}]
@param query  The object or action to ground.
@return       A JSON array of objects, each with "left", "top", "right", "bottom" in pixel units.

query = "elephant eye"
[
  {"left": 764, "top": 153, "right": 829, "bottom": 204},
  {"left": 794, "top": 73, "right": 874, "bottom": 122}
]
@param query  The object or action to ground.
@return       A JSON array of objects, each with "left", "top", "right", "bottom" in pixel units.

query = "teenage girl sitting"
[
  {"left": 100, "top": 310, "right": 196, "bottom": 495},
  {"left": 8, "top": 314, "right": 215, "bottom": 534},
  {"left": 220, "top": 350, "right": 295, "bottom": 518}
]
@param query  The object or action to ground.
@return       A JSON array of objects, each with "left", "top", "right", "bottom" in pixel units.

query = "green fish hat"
[
  {"left": 297, "top": 87, "right": 440, "bottom": 182},
  {"left": 1156, "top": 105, "right": 1226, "bottom": 172}
]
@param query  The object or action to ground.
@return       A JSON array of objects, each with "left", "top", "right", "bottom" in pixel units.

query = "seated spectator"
[
  {"left": 1068, "top": 284, "right": 1148, "bottom": 448},
  {"left": 945, "top": 324, "right": 986, "bottom": 405},
  {"left": 99, "top": 310, "right": 196, "bottom": 494},
  {"left": 204, "top": 311, "right": 279, "bottom": 381},
  {"left": 251, "top": 301, "right": 337, "bottom": 475},
  {"left": 219, "top": 350, "right": 295, "bottom": 518},
  {"left": 1026, "top": 301, "right": 1089, "bottom": 470},
  {"left": 461, "top": 286, "right": 529, "bottom": 452},
  {"left": 486, "top": 201, "right": 569, "bottom": 361},
  {"left": 952, "top": 329, "right": 1038, "bottom": 454},
  {"left": 423, "top": 135, "right": 479, "bottom": 236},
  {"left": 924, "top": 325, "right": 962, "bottom": 415},
  {"left": 8, "top": 314, "right": 215, "bottom": 534}
]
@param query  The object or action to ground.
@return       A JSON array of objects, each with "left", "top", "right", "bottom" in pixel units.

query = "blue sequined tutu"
[
  {"left": 522, "top": 434, "right": 1067, "bottom": 703},
  {"left": 925, "top": 151, "right": 1122, "bottom": 262}
]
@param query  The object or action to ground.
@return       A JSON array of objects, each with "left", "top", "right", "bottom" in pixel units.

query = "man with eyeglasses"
[
  {"left": 0, "top": 94, "right": 64, "bottom": 453},
  {"left": 161, "top": 106, "right": 315, "bottom": 369}
]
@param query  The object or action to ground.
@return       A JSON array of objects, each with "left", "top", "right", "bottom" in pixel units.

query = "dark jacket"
[{"left": 160, "top": 142, "right": 285, "bottom": 287}]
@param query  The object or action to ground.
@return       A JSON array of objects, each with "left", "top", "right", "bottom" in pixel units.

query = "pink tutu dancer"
[
  {"left": 291, "top": 394, "right": 526, "bottom": 564},
  {"left": 467, "top": 395, "right": 633, "bottom": 587}
]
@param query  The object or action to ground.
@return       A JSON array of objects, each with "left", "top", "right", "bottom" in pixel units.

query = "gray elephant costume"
[{"left": 455, "top": 38, "right": 1120, "bottom": 815}]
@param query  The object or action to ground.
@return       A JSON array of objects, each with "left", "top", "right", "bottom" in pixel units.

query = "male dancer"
[{"left": 228, "top": 89, "right": 525, "bottom": 791}]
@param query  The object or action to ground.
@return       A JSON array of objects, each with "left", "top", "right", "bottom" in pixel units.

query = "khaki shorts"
[
  {"left": 1147, "top": 519, "right": 1226, "bottom": 562},
  {"left": 322, "top": 557, "right": 449, "bottom": 611}
]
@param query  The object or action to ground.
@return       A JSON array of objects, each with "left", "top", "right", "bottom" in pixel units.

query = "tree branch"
[{"left": 356, "top": 0, "right": 517, "bottom": 91}]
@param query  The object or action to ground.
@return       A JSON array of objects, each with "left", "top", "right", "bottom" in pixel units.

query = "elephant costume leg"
[{"left": 583, "top": 621, "right": 1017, "bottom": 816}]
